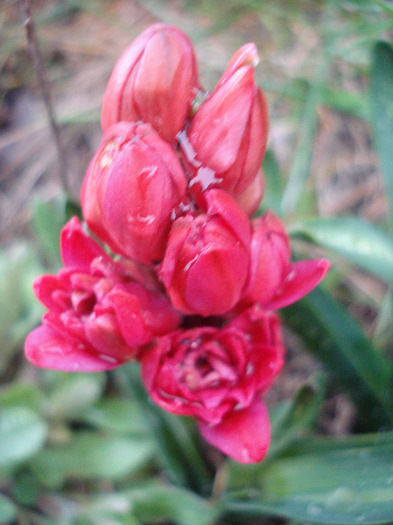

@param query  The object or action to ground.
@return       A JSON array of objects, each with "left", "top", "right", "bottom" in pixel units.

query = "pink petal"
[
  {"left": 267, "top": 258, "right": 330, "bottom": 310},
  {"left": 198, "top": 397, "right": 270, "bottom": 463},
  {"left": 25, "top": 325, "right": 122, "bottom": 372},
  {"left": 60, "top": 217, "right": 107, "bottom": 270},
  {"left": 107, "top": 287, "right": 147, "bottom": 347}
]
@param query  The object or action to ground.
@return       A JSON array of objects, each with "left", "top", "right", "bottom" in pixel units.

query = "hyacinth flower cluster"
[{"left": 25, "top": 24, "right": 330, "bottom": 464}]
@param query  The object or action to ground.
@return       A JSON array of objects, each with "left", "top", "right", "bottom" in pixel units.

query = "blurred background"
[{"left": 1, "top": 1, "right": 393, "bottom": 524}]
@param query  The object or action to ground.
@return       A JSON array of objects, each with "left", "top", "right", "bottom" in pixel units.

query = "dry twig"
[{"left": 18, "top": 0, "right": 70, "bottom": 193}]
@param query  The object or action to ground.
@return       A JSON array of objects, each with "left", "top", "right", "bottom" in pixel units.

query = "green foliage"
[
  {"left": 0, "top": 407, "right": 48, "bottom": 471},
  {"left": 291, "top": 216, "right": 393, "bottom": 285},
  {"left": 31, "top": 433, "right": 156, "bottom": 487},
  {"left": 223, "top": 432, "right": 393, "bottom": 524},
  {"left": 282, "top": 288, "right": 393, "bottom": 430},
  {"left": 370, "top": 41, "right": 393, "bottom": 231}
]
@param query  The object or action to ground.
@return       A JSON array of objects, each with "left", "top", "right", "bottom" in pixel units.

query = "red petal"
[
  {"left": 25, "top": 325, "right": 122, "bottom": 372},
  {"left": 267, "top": 258, "right": 330, "bottom": 310},
  {"left": 60, "top": 217, "right": 107, "bottom": 270},
  {"left": 198, "top": 397, "right": 270, "bottom": 463}
]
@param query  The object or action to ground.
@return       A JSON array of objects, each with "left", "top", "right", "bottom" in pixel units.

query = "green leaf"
[
  {"left": 0, "top": 243, "right": 44, "bottom": 372},
  {"left": 371, "top": 0, "right": 393, "bottom": 15},
  {"left": 44, "top": 371, "right": 105, "bottom": 419},
  {"left": 370, "top": 41, "right": 393, "bottom": 230},
  {"left": 226, "top": 381, "right": 325, "bottom": 491},
  {"left": 372, "top": 289, "right": 393, "bottom": 351},
  {"left": 0, "top": 407, "right": 48, "bottom": 470},
  {"left": 127, "top": 482, "right": 218, "bottom": 525},
  {"left": 31, "top": 433, "right": 155, "bottom": 487},
  {"left": 281, "top": 288, "right": 393, "bottom": 430},
  {"left": 13, "top": 469, "right": 41, "bottom": 506},
  {"left": 281, "top": 60, "right": 327, "bottom": 216},
  {"left": 0, "top": 383, "right": 44, "bottom": 412},
  {"left": 32, "top": 198, "right": 66, "bottom": 267},
  {"left": 291, "top": 216, "right": 393, "bottom": 285},
  {"left": 78, "top": 398, "right": 148, "bottom": 436},
  {"left": 261, "top": 150, "right": 284, "bottom": 216},
  {"left": 0, "top": 493, "right": 17, "bottom": 524},
  {"left": 223, "top": 433, "right": 393, "bottom": 525},
  {"left": 269, "top": 379, "right": 325, "bottom": 459}
]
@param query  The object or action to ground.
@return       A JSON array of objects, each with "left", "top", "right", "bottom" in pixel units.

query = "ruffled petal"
[
  {"left": 198, "top": 397, "right": 270, "bottom": 463},
  {"left": 25, "top": 325, "right": 122, "bottom": 372},
  {"left": 267, "top": 258, "right": 330, "bottom": 310},
  {"left": 60, "top": 217, "right": 107, "bottom": 270}
]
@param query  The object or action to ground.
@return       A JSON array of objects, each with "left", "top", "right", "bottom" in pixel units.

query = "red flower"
[
  {"left": 141, "top": 306, "right": 284, "bottom": 463},
  {"left": 159, "top": 189, "right": 251, "bottom": 316},
  {"left": 241, "top": 211, "right": 331, "bottom": 309},
  {"left": 181, "top": 43, "right": 269, "bottom": 201},
  {"left": 81, "top": 122, "right": 188, "bottom": 264},
  {"left": 25, "top": 217, "right": 181, "bottom": 372},
  {"left": 101, "top": 23, "right": 199, "bottom": 144}
]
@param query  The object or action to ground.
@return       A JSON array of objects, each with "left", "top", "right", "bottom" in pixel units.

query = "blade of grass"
[
  {"left": 280, "top": 60, "right": 328, "bottom": 216},
  {"left": 370, "top": 41, "right": 393, "bottom": 231}
]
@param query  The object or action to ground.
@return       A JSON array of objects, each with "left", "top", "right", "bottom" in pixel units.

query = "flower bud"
[
  {"left": 242, "top": 211, "right": 291, "bottom": 306},
  {"left": 242, "top": 211, "right": 331, "bottom": 309},
  {"left": 81, "top": 122, "right": 188, "bottom": 264},
  {"left": 159, "top": 189, "right": 251, "bottom": 316},
  {"left": 181, "top": 43, "right": 269, "bottom": 199},
  {"left": 101, "top": 23, "right": 199, "bottom": 143}
]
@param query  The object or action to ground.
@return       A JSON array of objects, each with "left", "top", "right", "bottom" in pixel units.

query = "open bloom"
[
  {"left": 25, "top": 217, "right": 181, "bottom": 372},
  {"left": 101, "top": 23, "right": 199, "bottom": 143},
  {"left": 142, "top": 306, "right": 284, "bottom": 463},
  {"left": 181, "top": 43, "right": 269, "bottom": 200},
  {"left": 241, "top": 211, "right": 331, "bottom": 310},
  {"left": 159, "top": 189, "right": 251, "bottom": 316},
  {"left": 81, "top": 121, "right": 188, "bottom": 264}
]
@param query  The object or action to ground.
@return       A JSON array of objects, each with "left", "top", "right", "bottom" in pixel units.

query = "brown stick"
[{"left": 18, "top": 0, "right": 70, "bottom": 194}]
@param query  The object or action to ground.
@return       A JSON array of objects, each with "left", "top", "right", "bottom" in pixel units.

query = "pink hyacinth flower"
[
  {"left": 141, "top": 306, "right": 284, "bottom": 463},
  {"left": 25, "top": 217, "right": 181, "bottom": 372}
]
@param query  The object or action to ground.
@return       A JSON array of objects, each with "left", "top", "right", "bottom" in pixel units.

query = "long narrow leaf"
[
  {"left": 291, "top": 216, "right": 393, "bottom": 285},
  {"left": 370, "top": 41, "right": 393, "bottom": 231},
  {"left": 281, "top": 288, "right": 393, "bottom": 429},
  {"left": 281, "top": 61, "right": 327, "bottom": 215},
  {"left": 223, "top": 432, "right": 393, "bottom": 525}
]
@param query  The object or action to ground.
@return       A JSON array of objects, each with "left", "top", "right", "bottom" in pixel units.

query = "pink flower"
[
  {"left": 81, "top": 122, "right": 188, "bottom": 264},
  {"left": 241, "top": 211, "right": 331, "bottom": 309},
  {"left": 101, "top": 23, "right": 199, "bottom": 144},
  {"left": 25, "top": 217, "right": 181, "bottom": 372},
  {"left": 181, "top": 43, "right": 269, "bottom": 200},
  {"left": 141, "top": 306, "right": 284, "bottom": 463},
  {"left": 159, "top": 189, "right": 251, "bottom": 316}
]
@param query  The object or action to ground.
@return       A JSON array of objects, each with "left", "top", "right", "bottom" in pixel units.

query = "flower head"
[
  {"left": 25, "top": 217, "right": 181, "bottom": 371},
  {"left": 142, "top": 306, "right": 284, "bottom": 462}
]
